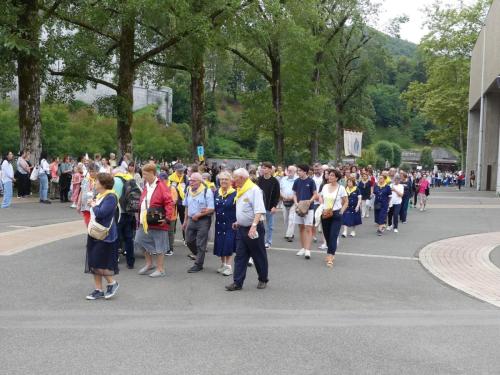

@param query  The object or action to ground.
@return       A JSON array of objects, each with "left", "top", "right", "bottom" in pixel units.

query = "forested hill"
[{"left": 371, "top": 29, "right": 418, "bottom": 58}]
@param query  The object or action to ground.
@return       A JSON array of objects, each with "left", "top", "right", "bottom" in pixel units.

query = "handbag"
[
  {"left": 374, "top": 201, "right": 382, "bottom": 210},
  {"left": 145, "top": 193, "right": 167, "bottom": 225},
  {"left": 322, "top": 185, "right": 340, "bottom": 219},
  {"left": 88, "top": 217, "right": 114, "bottom": 240},
  {"left": 295, "top": 200, "right": 311, "bottom": 217},
  {"left": 282, "top": 199, "right": 294, "bottom": 208},
  {"left": 30, "top": 166, "right": 39, "bottom": 181}
]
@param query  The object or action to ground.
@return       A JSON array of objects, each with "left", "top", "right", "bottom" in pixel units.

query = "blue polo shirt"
[
  {"left": 182, "top": 186, "right": 215, "bottom": 218},
  {"left": 293, "top": 177, "right": 316, "bottom": 210}
]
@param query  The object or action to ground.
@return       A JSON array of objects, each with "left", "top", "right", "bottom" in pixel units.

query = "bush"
[
  {"left": 399, "top": 162, "right": 412, "bottom": 172},
  {"left": 256, "top": 138, "right": 275, "bottom": 163},
  {"left": 374, "top": 140, "right": 394, "bottom": 166},
  {"left": 392, "top": 143, "right": 402, "bottom": 167}
]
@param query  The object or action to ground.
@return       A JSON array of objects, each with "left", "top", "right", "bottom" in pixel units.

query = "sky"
[{"left": 375, "top": 0, "right": 477, "bottom": 44}]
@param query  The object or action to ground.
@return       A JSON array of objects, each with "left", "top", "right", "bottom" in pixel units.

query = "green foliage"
[
  {"left": 256, "top": 138, "right": 275, "bottom": 164},
  {"left": 392, "top": 143, "right": 402, "bottom": 167},
  {"left": 369, "top": 84, "right": 409, "bottom": 127},
  {"left": 374, "top": 140, "right": 394, "bottom": 166},
  {"left": 420, "top": 147, "right": 434, "bottom": 169},
  {"left": 0, "top": 101, "right": 19, "bottom": 154},
  {"left": 206, "top": 136, "right": 252, "bottom": 159},
  {"left": 399, "top": 162, "right": 412, "bottom": 171}
]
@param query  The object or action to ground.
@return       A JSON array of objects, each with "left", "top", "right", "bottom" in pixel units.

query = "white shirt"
[
  {"left": 390, "top": 183, "right": 404, "bottom": 206},
  {"left": 1, "top": 160, "right": 14, "bottom": 183},
  {"left": 320, "top": 184, "right": 347, "bottom": 211},
  {"left": 312, "top": 175, "right": 323, "bottom": 204},
  {"left": 139, "top": 178, "right": 158, "bottom": 224},
  {"left": 236, "top": 185, "right": 266, "bottom": 227},
  {"left": 40, "top": 159, "right": 50, "bottom": 175}
]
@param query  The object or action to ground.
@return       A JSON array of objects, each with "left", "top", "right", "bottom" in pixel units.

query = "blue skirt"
[
  {"left": 342, "top": 209, "right": 362, "bottom": 227},
  {"left": 85, "top": 236, "right": 119, "bottom": 276},
  {"left": 374, "top": 205, "right": 389, "bottom": 225}
]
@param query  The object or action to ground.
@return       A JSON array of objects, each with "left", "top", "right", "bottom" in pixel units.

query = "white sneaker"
[
  {"left": 319, "top": 243, "right": 328, "bottom": 250},
  {"left": 305, "top": 250, "right": 311, "bottom": 259},
  {"left": 296, "top": 248, "right": 306, "bottom": 256},
  {"left": 247, "top": 258, "right": 254, "bottom": 267},
  {"left": 419, "top": 208, "right": 424, "bottom": 212},
  {"left": 222, "top": 265, "right": 233, "bottom": 276},
  {"left": 394, "top": 229, "right": 399, "bottom": 233},
  {"left": 341, "top": 230, "right": 347, "bottom": 238},
  {"left": 387, "top": 225, "right": 393, "bottom": 231},
  {"left": 70, "top": 203, "right": 76, "bottom": 208},
  {"left": 217, "top": 264, "right": 226, "bottom": 273},
  {"left": 350, "top": 231, "right": 356, "bottom": 237}
]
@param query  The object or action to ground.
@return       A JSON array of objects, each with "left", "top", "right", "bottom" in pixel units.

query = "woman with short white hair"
[{"left": 213, "top": 171, "right": 237, "bottom": 276}]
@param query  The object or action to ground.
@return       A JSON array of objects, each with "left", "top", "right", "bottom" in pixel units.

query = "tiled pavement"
[{"left": 420, "top": 232, "right": 500, "bottom": 308}]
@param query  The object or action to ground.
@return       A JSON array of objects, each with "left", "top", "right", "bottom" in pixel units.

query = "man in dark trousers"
[
  {"left": 226, "top": 168, "right": 268, "bottom": 291},
  {"left": 257, "top": 162, "right": 281, "bottom": 249}
]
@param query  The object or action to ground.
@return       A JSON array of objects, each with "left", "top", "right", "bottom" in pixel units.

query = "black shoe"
[
  {"left": 127, "top": 264, "right": 134, "bottom": 269},
  {"left": 187, "top": 265, "right": 203, "bottom": 273},
  {"left": 166, "top": 250, "right": 173, "bottom": 256},
  {"left": 257, "top": 281, "right": 267, "bottom": 289},
  {"left": 287, "top": 238, "right": 293, "bottom": 242},
  {"left": 42, "top": 200, "right": 51, "bottom": 204},
  {"left": 187, "top": 254, "right": 196, "bottom": 260},
  {"left": 86, "top": 289, "right": 105, "bottom": 300},
  {"left": 225, "top": 283, "right": 242, "bottom": 291}
]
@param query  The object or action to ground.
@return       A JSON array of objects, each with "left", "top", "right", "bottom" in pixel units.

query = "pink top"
[
  {"left": 418, "top": 179, "right": 429, "bottom": 194},
  {"left": 72, "top": 172, "right": 83, "bottom": 185},
  {"left": 50, "top": 162, "right": 59, "bottom": 178}
]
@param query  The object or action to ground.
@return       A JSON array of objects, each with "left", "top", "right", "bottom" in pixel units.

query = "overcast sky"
[{"left": 375, "top": 0, "right": 477, "bottom": 44}]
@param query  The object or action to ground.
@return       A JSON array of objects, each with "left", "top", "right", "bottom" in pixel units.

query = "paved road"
[{"left": 1, "top": 187, "right": 500, "bottom": 374}]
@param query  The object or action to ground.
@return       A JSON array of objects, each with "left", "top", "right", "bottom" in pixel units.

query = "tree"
[
  {"left": 374, "top": 140, "right": 394, "bottom": 166},
  {"left": 402, "top": 0, "right": 491, "bottom": 170},
  {"left": 256, "top": 137, "right": 275, "bottom": 163},
  {"left": 420, "top": 147, "right": 434, "bottom": 170},
  {"left": 392, "top": 143, "right": 402, "bottom": 167}
]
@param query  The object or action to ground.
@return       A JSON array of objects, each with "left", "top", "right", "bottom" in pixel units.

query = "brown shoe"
[{"left": 326, "top": 255, "right": 335, "bottom": 268}]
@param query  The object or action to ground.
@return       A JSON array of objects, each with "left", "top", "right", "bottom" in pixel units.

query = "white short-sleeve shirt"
[{"left": 320, "top": 184, "right": 347, "bottom": 211}]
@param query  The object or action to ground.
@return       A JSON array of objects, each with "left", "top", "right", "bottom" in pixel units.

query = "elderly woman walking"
[
  {"left": 85, "top": 173, "right": 120, "bottom": 300},
  {"left": 135, "top": 164, "right": 174, "bottom": 278},
  {"left": 373, "top": 174, "right": 392, "bottom": 236},
  {"left": 214, "top": 171, "right": 237, "bottom": 276}
]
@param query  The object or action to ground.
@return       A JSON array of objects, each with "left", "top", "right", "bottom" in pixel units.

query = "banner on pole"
[{"left": 343, "top": 130, "right": 363, "bottom": 157}]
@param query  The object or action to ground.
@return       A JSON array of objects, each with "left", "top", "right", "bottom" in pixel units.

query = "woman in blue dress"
[
  {"left": 214, "top": 171, "right": 237, "bottom": 276},
  {"left": 373, "top": 174, "right": 392, "bottom": 236},
  {"left": 342, "top": 177, "right": 362, "bottom": 237}
]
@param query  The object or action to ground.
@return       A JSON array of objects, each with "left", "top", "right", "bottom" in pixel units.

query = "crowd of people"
[{"left": 0, "top": 149, "right": 459, "bottom": 300}]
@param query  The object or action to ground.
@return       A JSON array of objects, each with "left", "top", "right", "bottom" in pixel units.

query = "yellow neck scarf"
[
  {"left": 346, "top": 186, "right": 357, "bottom": 195},
  {"left": 235, "top": 178, "right": 256, "bottom": 202},
  {"left": 96, "top": 189, "right": 117, "bottom": 201},
  {"left": 219, "top": 187, "right": 235, "bottom": 199},
  {"left": 377, "top": 181, "right": 388, "bottom": 189},
  {"left": 169, "top": 172, "right": 186, "bottom": 199},
  {"left": 188, "top": 184, "right": 205, "bottom": 197}
]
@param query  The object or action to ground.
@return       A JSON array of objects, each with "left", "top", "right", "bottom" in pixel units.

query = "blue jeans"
[
  {"left": 1, "top": 181, "right": 13, "bottom": 208},
  {"left": 39, "top": 173, "right": 49, "bottom": 201},
  {"left": 265, "top": 211, "right": 274, "bottom": 245}
]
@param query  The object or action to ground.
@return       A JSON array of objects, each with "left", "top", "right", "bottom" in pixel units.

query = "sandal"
[{"left": 326, "top": 255, "right": 334, "bottom": 268}]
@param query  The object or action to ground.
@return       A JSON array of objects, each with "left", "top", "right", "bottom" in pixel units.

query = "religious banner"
[{"left": 343, "top": 130, "right": 363, "bottom": 157}]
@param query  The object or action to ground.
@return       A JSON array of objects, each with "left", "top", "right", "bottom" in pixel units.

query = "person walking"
[
  {"left": 341, "top": 177, "right": 362, "bottom": 237},
  {"left": 280, "top": 165, "right": 297, "bottom": 242},
  {"left": 77, "top": 163, "right": 97, "bottom": 227},
  {"left": 319, "top": 169, "right": 347, "bottom": 268},
  {"left": 417, "top": 173, "right": 430, "bottom": 211},
  {"left": 70, "top": 164, "right": 83, "bottom": 208},
  {"left": 293, "top": 165, "right": 318, "bottom": 260},
  {"left": 373, "top": 175, "right": 392, "bottom": 236},
  {"left": 168, "top": 163, "right": 188, "bottom": 247},
  {"left": 84, "top": 173, "right": 120, "bottom": 300},
  {"left": 257, "top": 162, "right": 280, "bottom": 249},
  {"left": 214, "top": 171, "right": 237, "bottom": 276},
  {"left": 135, "top": 164, "right": 174, "bottom": 278},
  {"left": 399, "top": 171, "right": 412, "bottom": 224},
  {"left": 182, "top": 172, "right": 215, "bottom": 273},
  {"left": 225, "top": 168, "right": 268, "bottom": 291},
  {"left": 38, "top": 152, "right": 51, "bottom": 204},
  {"left": 357, "top": 172, "right": 372, "bottom": 218},
  {"left": 1, "top": 152, "right": 15, "bottom": 209},
  {"left": 387, "top": 175, "right": 404, "bottom": 233},
  {"left": 59, "top": 155, "right": 73, "bottom": 203}
]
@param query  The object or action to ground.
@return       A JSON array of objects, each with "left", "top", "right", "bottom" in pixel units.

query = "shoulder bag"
[
  {"left": 322, "top": 186, "right": 340, "bottom": 220},
  {"left": 88, "top": 216, "right": 114, "bottom": 240}
]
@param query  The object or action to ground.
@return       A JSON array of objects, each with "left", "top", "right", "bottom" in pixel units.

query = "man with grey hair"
[
  {"left": 182, "top": 172, "right": 215, "bottom": 273},
  {"left": 280, "top": 165, "right": 297, "bottom": 242},
  {"left": 226, "top": 168, "right": 269, "bottom": 291}
]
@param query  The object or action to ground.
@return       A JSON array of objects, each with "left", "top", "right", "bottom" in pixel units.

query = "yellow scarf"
[
  {"left": 377, "top": 181, "right": 388, "bottom": 189},
  {"left": 235, "top": 178, "right": 256, "bottom": 202},
  {"left": 218, "top": 187, "right": 235, "bottom": 199},
  {"left": 168, "top": 172, "right": 186, "bottom": 200},
  {"left": 188, "top": 184, "right": 205, "bottom": 197},
  {"left": 96, "top": 189, "right": 117, "bottom": 201},
  {"left": 346, "top": 186, "right": 357, "bottom": 195}
]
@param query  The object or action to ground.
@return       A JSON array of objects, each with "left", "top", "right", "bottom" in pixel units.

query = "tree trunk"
[
  {"left": 270, "top": 53, "right": 284, "bottom": 165},
  {"left": 310, "top": 54, "right": 322, "bottom": 163},
  {"left": 190, "top": 55, "right": 206, "bottom": 161},
  {"left": 116, "top": 16, "right": 135, "bottom": 158},
  {"left": 335, "top": 103, "right": 344, "bottom": 164},
  {"left": 17, "top": 0, "right": 42, "bottom": 165}
]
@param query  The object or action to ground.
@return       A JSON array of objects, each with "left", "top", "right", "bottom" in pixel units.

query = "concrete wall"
[
  {"left": 469, "top": 0, "right": 500, "bottom": 110},
  {"left": 481, "top": 94, "right": 500, "bottom": 190},
  {"left": 466, "top": 109, "right": 480, "bottom": 184}
]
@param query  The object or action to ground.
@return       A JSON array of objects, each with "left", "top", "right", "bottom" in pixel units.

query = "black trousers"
[
  {"left": 233, "top": 223, "right": 268, "bottom": 287},
  {"left": 321, "top": 213, "right": 343, "bottom": 255},
  {"left": 117, "top": 214, "right": 136, "bottom": 267},
  {"left": 177, "top": 203, "right": 186, "bottom": 240},
  {"left": 60, "top": 173, "right": 71, "bottom": 202},
  {"left": 388, "top": 204, "right": 401, "bottom": 229},
  {"left": 17, "top": 173, "right": 30, "bottom": 197}
]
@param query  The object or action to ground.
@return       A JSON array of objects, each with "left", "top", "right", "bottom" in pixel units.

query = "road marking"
[
  {"left": 419, "top": 232, "right": 500, "bottom": 308},
  {"left": 7, "top": 225, "right": 31, "bottom": 229},
  {"left": 174, "top": 240, "right": 418, "bottom": 261}
]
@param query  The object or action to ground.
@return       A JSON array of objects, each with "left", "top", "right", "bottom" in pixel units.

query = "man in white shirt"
[
  {"left": 280, "top": 165, "right": 297, "bottom": 242},
  {"left": 226, "top": 168, "right": 268, "bottom": 291},
  {"left": 1, "top": 152, "right": 15, "bottom": 208},
  {"left": 311, "top": 163, "right": 324, "bottom": 244}
]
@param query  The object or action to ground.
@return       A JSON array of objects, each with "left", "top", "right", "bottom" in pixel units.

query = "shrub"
[
  {"left": 392, "top": 143, "right": 402, "bottom": 167},
  {"left": 374, "top": 140, "right": 394, "bottom": 166}
]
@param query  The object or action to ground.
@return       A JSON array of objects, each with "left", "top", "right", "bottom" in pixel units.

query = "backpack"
[{"left": 117, "top": 176, "right": 141, "bottom": 213}]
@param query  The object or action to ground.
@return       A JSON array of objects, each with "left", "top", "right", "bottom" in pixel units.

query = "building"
[
  {"left": 401, "top": 148, "right": 458, "bottom": 171},
  {"left": 467, "top": 0, "right": 500, "bottom": 192}
]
